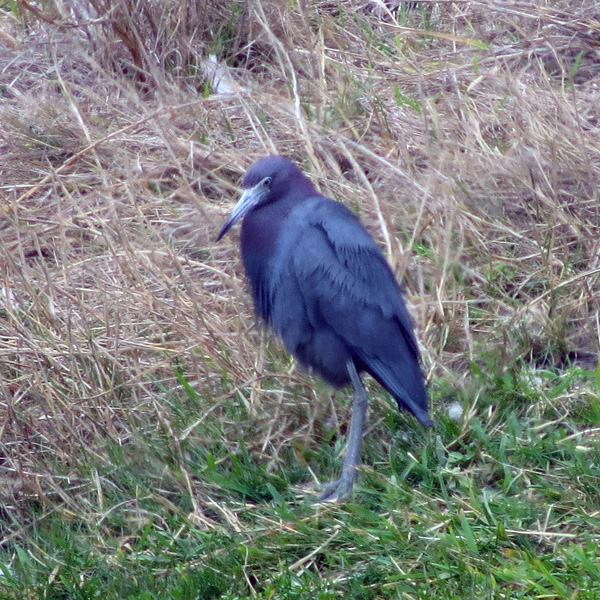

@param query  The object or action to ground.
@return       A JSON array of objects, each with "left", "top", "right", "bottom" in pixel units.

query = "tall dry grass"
[{"left": 0, "top": 0, "right": 599, "bottom": 537}]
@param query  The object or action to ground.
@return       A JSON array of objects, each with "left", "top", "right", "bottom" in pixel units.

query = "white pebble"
[{"left": 448, "top": 402, "right": 463, "bottom": 422}]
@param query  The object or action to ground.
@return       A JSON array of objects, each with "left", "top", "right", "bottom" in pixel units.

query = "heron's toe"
[{"left": 314, "top": 478, "right": 354, "bottom": 503}]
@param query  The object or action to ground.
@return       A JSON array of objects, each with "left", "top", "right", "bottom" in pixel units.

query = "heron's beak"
[{"left": 216, "top": 184, "right": 267, "bottom": 241}]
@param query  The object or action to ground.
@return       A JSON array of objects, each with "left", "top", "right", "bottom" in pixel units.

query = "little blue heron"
[{"left": 217, "top": 155, "right": 432, "bottom": 502}]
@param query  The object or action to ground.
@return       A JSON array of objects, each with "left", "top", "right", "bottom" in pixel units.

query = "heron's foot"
[{"left": 315, "top": 474, "right": 355, "bottom": 503}]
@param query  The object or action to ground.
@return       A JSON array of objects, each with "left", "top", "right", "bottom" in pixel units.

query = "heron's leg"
[{"left": 316, "top": 360, "right": 368, "bottom": 502}]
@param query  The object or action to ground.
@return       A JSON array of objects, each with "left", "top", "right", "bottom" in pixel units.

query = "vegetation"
[{"left": 0, "top": 0, "right": 599, "bottom": 598}]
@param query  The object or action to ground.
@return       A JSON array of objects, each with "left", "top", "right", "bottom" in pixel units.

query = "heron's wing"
[
  {"left": 289, "top": 199, "right": 420, "bottom": 356},
  {"left": 272, "top": 198, "right": 429, "bottom": 423}
]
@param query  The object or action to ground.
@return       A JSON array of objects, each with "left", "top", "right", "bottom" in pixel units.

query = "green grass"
[{"left": 1, "top": 362, "right": 598, "bottom": 600}]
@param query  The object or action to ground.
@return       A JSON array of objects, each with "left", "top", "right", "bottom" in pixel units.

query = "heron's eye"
[{"left": 263, "top": 177, "right": 272, "bottom": 188}]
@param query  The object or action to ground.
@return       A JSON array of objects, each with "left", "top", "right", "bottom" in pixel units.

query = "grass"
[
  {"left": 2, "top": 369, "right": 600, "bottom": 599},
  {"left": 1, "top": 0, "right": 599, "bottom": 598}
]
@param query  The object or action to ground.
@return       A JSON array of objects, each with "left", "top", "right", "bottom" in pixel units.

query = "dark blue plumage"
[{"left": 217, "top": 155, "right": 432, "bottom": 501}]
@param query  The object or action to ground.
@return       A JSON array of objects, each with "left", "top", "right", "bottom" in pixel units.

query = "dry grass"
[{"left": 0, "top": 0, "right": 599, "bottom": 595}]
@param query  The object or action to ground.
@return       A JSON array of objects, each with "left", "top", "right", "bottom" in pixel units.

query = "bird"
[{"left": 217, "top": 155, "right": 432, "bottom": 502}]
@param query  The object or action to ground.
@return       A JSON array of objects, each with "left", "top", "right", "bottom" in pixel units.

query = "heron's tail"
[{"left": 358, "top": 353, "right": 433, "bottom": 427}]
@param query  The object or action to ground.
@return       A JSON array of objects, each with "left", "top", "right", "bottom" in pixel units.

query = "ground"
[{"left": 0, "top": 1, "right": 599, "bottom": 598}]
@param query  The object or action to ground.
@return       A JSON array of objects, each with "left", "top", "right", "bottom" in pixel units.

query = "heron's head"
[{"left": 216, "top": 156, "right": 308, "bottom": 240}]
